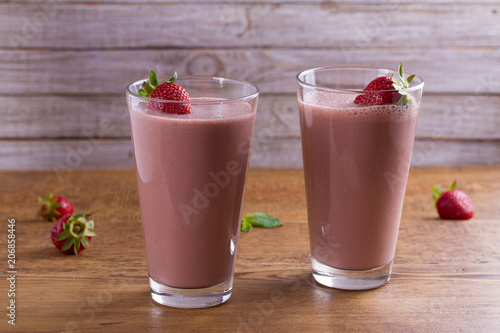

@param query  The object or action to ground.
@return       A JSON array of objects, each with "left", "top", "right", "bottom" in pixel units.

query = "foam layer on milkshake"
[
  {"left": 302, "top": 91, "right": 418, "bottom": 122},
  {"left": 134, "top": 97, "right": 252, "bottom": 121}
]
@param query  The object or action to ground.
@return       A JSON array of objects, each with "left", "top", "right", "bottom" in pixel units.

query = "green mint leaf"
[
  {"left": 243, "top": 213, "right": 283, "bottom": 229},
  {"left": 149, "top": 70, "right": 159, "bottom": 88},
  {"left": 240, "top": 220, "right": 252, "bottom": 232}
]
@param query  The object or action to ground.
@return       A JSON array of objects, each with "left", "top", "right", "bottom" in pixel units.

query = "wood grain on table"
[{"left": 0, "top": 167, "right": 499, "bottom": 332}]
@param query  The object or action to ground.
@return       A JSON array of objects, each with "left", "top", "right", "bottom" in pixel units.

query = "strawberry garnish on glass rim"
[
  {"left": 354, "top": 63, "right": 416, "bottom": 106},
  {"left": 137, "top": 71, "right": 192, "bottom": 114}
]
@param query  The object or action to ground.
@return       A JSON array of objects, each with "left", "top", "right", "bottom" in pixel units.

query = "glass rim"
[
  {"left": 126, "top": 74, "right": 260, "bottom": 105},
  {"left": 296, "top": 66, "right": 425, "bottom": 94}
]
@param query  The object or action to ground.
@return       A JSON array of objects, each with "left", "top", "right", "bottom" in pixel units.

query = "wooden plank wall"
[{"left": 1, "top": 0, "right": 500, "bottom": 171}]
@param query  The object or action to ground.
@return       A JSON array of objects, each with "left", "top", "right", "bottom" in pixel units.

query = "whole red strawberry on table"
[
  {"left": 137, "top": 71, "right": 192, "bottom": 114},
  {"left": 37, "top": 193, "right": 74, "bottom": 222},
  {"left": 51, "top": 213, "right": 96, "bottom": 255},
  {"left": 38, "top": 194, "right": 96, "bottom": 254},
  {"left": 432, "top": 180, "right": 474, "bottom": 220}
]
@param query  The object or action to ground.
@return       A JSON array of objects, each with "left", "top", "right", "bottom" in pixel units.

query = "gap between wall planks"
[{"left": 1, "top": 1, "right": 499, "bottom": 169}]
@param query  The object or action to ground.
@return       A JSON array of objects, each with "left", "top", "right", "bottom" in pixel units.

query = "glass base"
[
  {"left": 311, "top": 257, "right": 393, "bottom": 290},
  {"left": 149, "top": 277, "right": 233, "bottom": 309}
]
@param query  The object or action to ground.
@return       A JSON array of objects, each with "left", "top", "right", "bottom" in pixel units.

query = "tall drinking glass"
[
  {"left": 296, "top": 66, "right": 424, "bottom": 290},
  {"left": 126, "top": 75, "right": 259, "bottom": 308}
]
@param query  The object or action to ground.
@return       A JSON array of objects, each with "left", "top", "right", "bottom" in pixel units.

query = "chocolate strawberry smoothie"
[
  {"left": 299, "top": 91, "right": 419, "bottom": 270},
  {"left": 129, "top": 99, "right": 256, "bottom": 289}
]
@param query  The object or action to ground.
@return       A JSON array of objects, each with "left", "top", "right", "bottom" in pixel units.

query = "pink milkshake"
[
  {"left": 126, "top": 76, "right": 259, "bottom": 307},
  {"left": 297, "top": 66, "right": 424, "bottom": 290}
]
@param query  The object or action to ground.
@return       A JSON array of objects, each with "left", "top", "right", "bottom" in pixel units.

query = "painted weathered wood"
[
  {"left": 10, "top": 0, "right": 500, "bottom": 3},
  {"left": 0, "top": 1, "right": 499, "bottom": 169},
  {"left": 251, "top": 139, "right": 500, "bottom": 168},
  {"left": 2, "top": 94, "right": 499, "bottom": 140},
  {"left": 0, "top": 139, "right": 135, "bottom": 171},
  {"left": 2, "top": 138, "right": 500, "bottom": 170},
  {"left": 3, "top": 2, "right": 500, "bottom": 49},
  {"left": 1, "top": 48, "right": 500, "bottom": 94},
  {"left": 0, "top": 95, "right": 131, "bottom": 139}
]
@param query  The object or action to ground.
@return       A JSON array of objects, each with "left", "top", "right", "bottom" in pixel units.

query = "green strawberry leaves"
[
  {"left": 37, "top": 193, "right": 62, "bottom": 221},
  {"left": 55, "top": 213, "right": 96, "bottom": 255},
  {"left": 240, "top": 213, "right": 283, "bottom": 233},
  {"left": 391, "top": 63, "right": 415, "bottom": 106},
  {"left": 149, "top": 70, "right": 160, "bottom": 87},
  {"left": 166, "top": 72, "right": 178, "bottom": 84},
  {"left": 431, "top": 180, "right": 457, "bottom": 208},
  {"left": 138, "top": 70, "right": 178, "bottom": 97}
]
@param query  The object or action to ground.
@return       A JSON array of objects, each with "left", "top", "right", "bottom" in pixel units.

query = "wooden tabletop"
[{"left": 1, "top": 167, "right": 499, "bottom": 332}]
